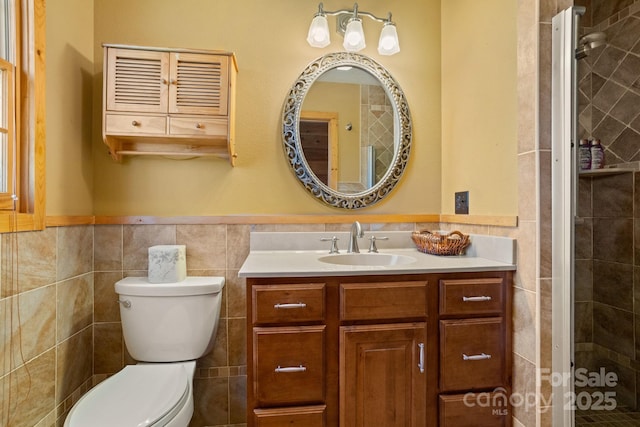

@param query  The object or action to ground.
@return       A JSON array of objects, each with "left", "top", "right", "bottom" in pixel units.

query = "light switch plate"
[{"left": 455, "top": 191, "right": 469, "bottom": 215}]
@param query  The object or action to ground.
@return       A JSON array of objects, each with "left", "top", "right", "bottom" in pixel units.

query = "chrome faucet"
[{"left": 347, "top": 221, "right": 364, "bottom": 253}]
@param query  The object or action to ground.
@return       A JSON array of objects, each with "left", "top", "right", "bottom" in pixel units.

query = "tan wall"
[
  {"left": 46, "top": 0, "right": 95, "bottom": 215},
  {"left": 441, "top": 0, "right": 518, "bottom": 216},
  {"left": 45, "top": 0, "right": 518, "bottom": 218},
  {"left": 44, "top": 0, "right": 442, "bottom": 216}
]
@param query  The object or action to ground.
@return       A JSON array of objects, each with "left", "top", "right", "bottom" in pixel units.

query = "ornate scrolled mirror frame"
[{"left": 282, "top": 52, "right": 412, "bottom": 209}]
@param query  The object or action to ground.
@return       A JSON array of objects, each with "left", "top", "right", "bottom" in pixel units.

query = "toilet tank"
[{"left": 115, "top": 276, "right": 225, "bottom": 362}]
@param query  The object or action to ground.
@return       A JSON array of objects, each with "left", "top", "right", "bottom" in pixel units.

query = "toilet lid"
[{"left": 67, "top": 364, "right": 190, "bottom": 427}]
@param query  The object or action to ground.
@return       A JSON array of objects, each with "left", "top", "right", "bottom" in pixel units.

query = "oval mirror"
[{"left": 283, "top": 52, "right": 412, "bottom": 209}]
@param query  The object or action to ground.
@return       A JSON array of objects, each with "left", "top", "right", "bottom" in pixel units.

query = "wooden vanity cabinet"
[
  {"left": 246, "top": 271, "right": 512, "bottom": 427},
  {"left": 102, "top": 44, "right": 238, "bottom": 163}
]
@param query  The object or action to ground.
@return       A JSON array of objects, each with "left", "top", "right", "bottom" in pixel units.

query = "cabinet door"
[
  {"left": 169, "top": 52, "right": 229, "bottom": 116},
  {"left": 341, "top": 323, "right": 427, "bottom": 427},
  {"left": 106, "top": 48, "right": 169, "bottom": 113}
]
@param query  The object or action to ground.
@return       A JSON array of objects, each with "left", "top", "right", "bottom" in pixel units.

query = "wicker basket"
[{"left": 411, "top": 230, "right": 470, "bottom": 256}]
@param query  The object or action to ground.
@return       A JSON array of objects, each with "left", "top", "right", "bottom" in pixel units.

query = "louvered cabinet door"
[
  {"left": 169, "top": 52, "right": 229, "bottom": 116},
  {"left": 106, "top": 48, "right": 169, "bottom": 114}
]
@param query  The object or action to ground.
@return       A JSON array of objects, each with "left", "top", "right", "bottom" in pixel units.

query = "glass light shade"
[
  {"left": 378, "top": 23, "right": 400, "bottom": 55},
  {"left": 343, "top": 18, "right": 366, "bottom": 52},
  {"left": 307, "top": 15, "right": 330, "bottom": 48}
]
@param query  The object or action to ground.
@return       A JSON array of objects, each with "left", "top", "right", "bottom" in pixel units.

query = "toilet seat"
[{"left": 65, "top": 364, "right": 191, "bottom": 427}]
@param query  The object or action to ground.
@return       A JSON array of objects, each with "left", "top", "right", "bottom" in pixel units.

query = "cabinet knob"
[
  {"left": 195, "top": 123, "right": 203, "bottom": 129},
  {"left": 162, "top": 78, "right": 168, "bottom": 85},
  {"left": 131, "top": 120, "right": 140, "bottom": 127}
]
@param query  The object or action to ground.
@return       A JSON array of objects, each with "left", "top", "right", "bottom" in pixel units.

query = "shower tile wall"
[
  {"left": 575, "top": 171, "right": 640, "bottom": 409},
  {"left": 575, "top": 0, "right": 640, "bottom": 411},
  {"left": 577, "top": 0, "right": 640, "bottom": 165},
  {"left": 360, "top": 84, "right": 394, "bottom": 184}
]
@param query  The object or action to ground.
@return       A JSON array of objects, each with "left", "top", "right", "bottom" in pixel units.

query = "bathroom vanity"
[{"left": 240, "top": 231, "right": 516, "bottom": 427}]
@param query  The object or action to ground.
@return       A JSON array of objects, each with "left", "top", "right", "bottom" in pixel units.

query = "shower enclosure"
[{"left": 552, "top": 2, "right": 640, "bottom": 425}]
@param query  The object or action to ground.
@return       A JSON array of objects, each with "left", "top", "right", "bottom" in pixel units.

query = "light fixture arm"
[{"left": 316, "top": 2, "right": 392, "bottom": 25}]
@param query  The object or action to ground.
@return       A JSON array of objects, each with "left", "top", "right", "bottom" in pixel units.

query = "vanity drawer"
[
  {"left": 252, "top": 283, "right": 325, "bottom": 325},
  {"left": 169, "top": 116, "right": 228, "bottom": 136},
  {"left": 439, "top": 393, "right": 508, "bottom": 426},
  {"left": 440, "top": 317, "right": 504, "bottom": 391},
  {"left": 440, "top": 278, "right": 504, "bottom": 316},
  {"left": 253, "top": 326, "right": 325, "bottom": 406},
  {"left": 254, "top": 405, "right": 326, "bottom": 427},
  {"left": 340, "top": 281, "right": 428, "bottom": 321},
  {"left": 105, "top": 114, "right": 166, "bottom": 135}
]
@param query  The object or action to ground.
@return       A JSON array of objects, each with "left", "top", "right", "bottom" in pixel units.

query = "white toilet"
[{"left": 64, "top": 276, "right": 225, "bottom": 427}]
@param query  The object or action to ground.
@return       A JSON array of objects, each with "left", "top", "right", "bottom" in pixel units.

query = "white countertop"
[{"left": 238, "top": 231, "right": 516, "bottom": 278}]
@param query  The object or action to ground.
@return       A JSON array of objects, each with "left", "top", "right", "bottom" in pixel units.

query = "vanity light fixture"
[{"left": 307, "top": 2, "right": 400, "bottom": 56}]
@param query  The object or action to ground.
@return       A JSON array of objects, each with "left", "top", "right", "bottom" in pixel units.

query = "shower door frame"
[{"left": 551, "top": 6, "right": 585, "bottom": 427}]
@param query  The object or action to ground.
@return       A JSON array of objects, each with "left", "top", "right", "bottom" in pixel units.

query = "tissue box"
[{"left": 148, "top": 245, "right": 187, "bottom": 283}]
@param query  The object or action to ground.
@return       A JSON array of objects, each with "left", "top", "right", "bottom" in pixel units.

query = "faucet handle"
[
  {"left": 368, "top": 236, "right": 389, "bottom": 253},
  {"left": 320, "top": 236, "right": 340, "bottom": 254}
]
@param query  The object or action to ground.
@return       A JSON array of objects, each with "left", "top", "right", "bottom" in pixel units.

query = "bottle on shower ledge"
[
  {"left": 579, "top": 139, "right": 591, "bottom": 171},
  {"left": 590, "top": 139, "right": 604, "bottom": 169}
]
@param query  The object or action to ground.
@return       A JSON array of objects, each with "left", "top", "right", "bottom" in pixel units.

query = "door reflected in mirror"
[{"left": 299, "top": 111, "right": 339, "bottom": 190}]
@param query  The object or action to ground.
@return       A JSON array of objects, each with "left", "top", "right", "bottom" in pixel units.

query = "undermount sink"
[{"left": 318, "top": 253, "right": 416, "bottom": 267}]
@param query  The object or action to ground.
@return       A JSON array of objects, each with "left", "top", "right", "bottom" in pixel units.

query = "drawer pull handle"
[
  {"left": 274, "top": 303, "right": 307, "bottom": 309},
  {"left": 275, "top": 365, "right": 307, "bottom": 373},
  {"left": 195, "top": 123, "right": 203, "bottom": 129},
  {"left": 418, "top": 343, "right": 425, "bottom": 373},
  {"left": 463, "top": 353, "right": 492, "bottom": 361},
  {"left": 131, "top": 120, "right": 140, "bottom": 127},
  {"left": 462, "top": 296, "right": 492, "bottom": 302}
]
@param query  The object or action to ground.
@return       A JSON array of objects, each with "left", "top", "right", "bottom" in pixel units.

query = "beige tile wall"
[
  {"left": 0, "top": 226, "right": 94, "bottom": 427},
  {"left": 1, "top": 221, "right": 524, "bottom": 427}
]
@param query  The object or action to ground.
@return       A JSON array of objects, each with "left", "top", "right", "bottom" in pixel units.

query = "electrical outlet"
[{"left": 455, "top": 191, "right": 469, "bottom": 215}]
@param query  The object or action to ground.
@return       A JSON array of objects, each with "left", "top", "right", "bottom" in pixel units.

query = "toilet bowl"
[
  {"left": 64, "top": 361, "right": 195, "bottom": 427},
  {"left": 64, "top": 276, "right": 224, "bottom": 427}
]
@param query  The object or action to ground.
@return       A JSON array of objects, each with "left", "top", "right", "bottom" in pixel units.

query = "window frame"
[
  {"left": 0, "top": 0, "right": 45, "bottom": 232},
  {"left": 0, "top": 57, "right": 15, "bottom": 209}
]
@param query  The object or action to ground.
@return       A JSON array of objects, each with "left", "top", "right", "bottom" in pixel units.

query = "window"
[{"left": 0, "top": 0, "right": 46, "bottom": 231}]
